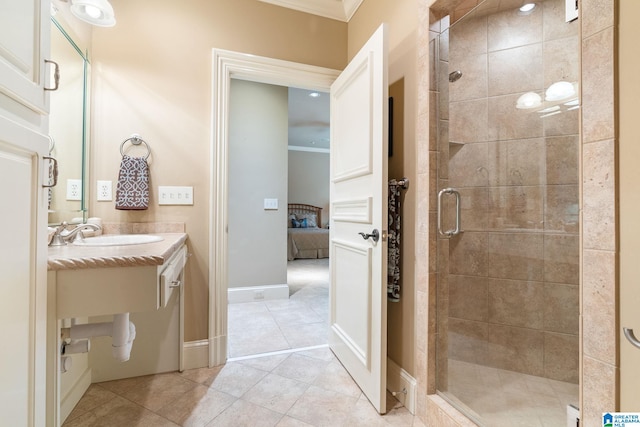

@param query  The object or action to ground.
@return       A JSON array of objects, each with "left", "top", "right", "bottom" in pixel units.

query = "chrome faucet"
[{"left": 49, "top": 221, "right": 102, "bottom": 246}]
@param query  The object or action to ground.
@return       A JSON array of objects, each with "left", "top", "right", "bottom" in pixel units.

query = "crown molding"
[{"left": 258, "top": 0, "right": 363, "bottom": 22}]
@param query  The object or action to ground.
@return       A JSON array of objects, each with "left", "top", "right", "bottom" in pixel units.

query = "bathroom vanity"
[{"left": 47, "top": 232, "right": 187, "bottom": 424}]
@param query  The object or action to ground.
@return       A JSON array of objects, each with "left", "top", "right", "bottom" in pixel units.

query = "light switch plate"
[
  {"left": 158, "top": 186, "right": 194, "bottom": 205},
  {"left": 264, "top": 198, "right": 278, "bottom": 210}
]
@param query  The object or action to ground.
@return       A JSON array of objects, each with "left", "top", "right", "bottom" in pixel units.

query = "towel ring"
[{"left": 120, "top": 134, "right": 151, "bottom": 160}]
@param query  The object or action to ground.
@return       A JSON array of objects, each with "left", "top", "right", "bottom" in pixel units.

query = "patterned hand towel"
[
  {"left": 387, "top": 179, "right": 402, "bottom": 302},
  {"left": 115, "top": 155, "right": 149, "bottom": 210}
]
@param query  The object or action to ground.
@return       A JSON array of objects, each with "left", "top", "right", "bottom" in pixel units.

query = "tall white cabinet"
[{"left": 0, "top": 1, "right": 51, "bottom": 425}]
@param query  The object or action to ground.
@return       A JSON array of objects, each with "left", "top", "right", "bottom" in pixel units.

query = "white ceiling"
[
  {"left": 288, "top": 87, "right": 330, "bottom": 151},
  {"left": 257, "top": 0, "right": 364, "bottom": 22}
]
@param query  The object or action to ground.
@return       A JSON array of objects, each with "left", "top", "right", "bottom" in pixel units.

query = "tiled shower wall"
[
  {"left": 418, "top": 0, "right": 619, "bottom": 425},
  {"left": 435, "top": 0, "right": 580, "bottom": 384}
]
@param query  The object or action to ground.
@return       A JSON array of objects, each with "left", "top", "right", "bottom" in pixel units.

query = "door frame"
[{"left": 209, "top": 49, "right": 340, "bottom": 366}]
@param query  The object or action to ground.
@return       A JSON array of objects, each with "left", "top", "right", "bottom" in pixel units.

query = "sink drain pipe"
[{"left": 61, "top": 313, "right": 136, "bottom": 362}]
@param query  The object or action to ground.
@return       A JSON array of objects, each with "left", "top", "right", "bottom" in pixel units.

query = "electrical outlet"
[
  {"left": 97, "top": 180, "right": 112, "bottom": 201},
  {"left": 66, "top": 179, "right": 82, "bottom": 201},
  {"left": 158, "top": 186, "right": 194, "bottom": 205}
]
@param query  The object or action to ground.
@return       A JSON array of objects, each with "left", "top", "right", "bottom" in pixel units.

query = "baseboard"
[
  {"left": 60, "top": 367, "right": 91, "bottom": 424},
  {"left": 183, "top": 339, "right": 210, "bottom": 370},
  {"left": 387, "top": 357, "right": 417, "bottom": 414},
  {"left": 227, "top": 284, "right": 289, "bottom": 304}
]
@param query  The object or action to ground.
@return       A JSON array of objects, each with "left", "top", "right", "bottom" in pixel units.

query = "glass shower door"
[{"left": 434, "top": 0, "right": 580, "bottom": 424}]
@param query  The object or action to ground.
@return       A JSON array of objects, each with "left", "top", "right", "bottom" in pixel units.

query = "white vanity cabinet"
[
  {"left": 0, "top": 1, "right": 51, "bottom": 426},
  {"left": 47, "top": 235, "right": 188, "bottom": 423},
  {"left": 0, "top": 0, "right": 52, "bottom": 118},
  {"left": 55, "top": 244, "right": 188, "bottom": 318}
]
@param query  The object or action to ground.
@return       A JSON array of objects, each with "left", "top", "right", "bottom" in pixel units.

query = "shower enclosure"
[{"left": 432, "top": 0, "right": 580, "bottom": 424}]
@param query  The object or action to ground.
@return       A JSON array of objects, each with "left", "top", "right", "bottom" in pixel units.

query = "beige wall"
[
  {"left": 228, "top": 80, "right": 288, "bottom": 288},
  {"left": 619, "top": 0, "right": 640, "bottom": 411},
  {"left": 89, "top": 0, "right": 347, "bottom": 341},
  {"left": 348, "top": 0, "right": 418, "bottom": 60},
  {"left": 349, "top": 0, "right": 419, "bottom": 376}
]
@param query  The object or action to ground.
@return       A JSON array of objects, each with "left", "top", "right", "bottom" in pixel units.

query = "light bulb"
[
  {"left": 520, "top": 3, "right": 536, "bottom": 12},
  {"left": 84, "top": 5, "right": 101, "bottom": 18}
]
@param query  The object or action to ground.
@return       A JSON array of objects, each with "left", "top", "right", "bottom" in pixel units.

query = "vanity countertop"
[{"left": 47, "top": 233, "right": 188, "bottom": 271}]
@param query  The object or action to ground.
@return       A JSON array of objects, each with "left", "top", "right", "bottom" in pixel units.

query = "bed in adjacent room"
[{"left": 287, "top": 203, "right": 329, "bottom": 261}]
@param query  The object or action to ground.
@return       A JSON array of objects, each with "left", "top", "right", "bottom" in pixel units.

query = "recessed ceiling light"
[{"left": 519, "top": 3, "right": 536, "bottom": 13}]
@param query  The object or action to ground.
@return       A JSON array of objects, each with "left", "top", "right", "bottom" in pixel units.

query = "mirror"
[{"left": 48, "top": 18, "right": 89, "bottom": 225}]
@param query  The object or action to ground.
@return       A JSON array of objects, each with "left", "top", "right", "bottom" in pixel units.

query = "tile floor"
[
  {"left": 63, "top": 347, "right": 422, "bottom": 426},
  {"left": 63, "top": 259, "right": 422, "bottom": 426},
  {"left": 62, "top": 259, "right": 579, "bottom": 426},
  {"left": 443, "top": 359, "right": 579, "bottom": 427},
  {"left": 228, "top": 259, "right": 330, "bottom": 358}
]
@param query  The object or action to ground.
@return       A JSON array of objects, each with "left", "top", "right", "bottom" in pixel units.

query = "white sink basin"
[{"left": 74, "top": 234, "right": 164, "bottom": 246}]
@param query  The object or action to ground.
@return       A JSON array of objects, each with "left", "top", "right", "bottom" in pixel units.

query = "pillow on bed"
[
  {"left": 297, "top": 213, "right": 318, "bottom": 228},
  {"left": 291, "top": 218, "right": 308, "bottom": 228},
  {"left": 289, "top": 214, "right": 297, "bottom": 228}
]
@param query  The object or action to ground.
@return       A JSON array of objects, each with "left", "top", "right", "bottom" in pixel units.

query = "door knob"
[{"left": 358, "top": 229, "right": 380, "bottom": 243}]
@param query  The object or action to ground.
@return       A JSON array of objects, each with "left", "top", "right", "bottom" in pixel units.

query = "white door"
[{"left": 329, "top": 23, "right": 388, "bottom": 414}]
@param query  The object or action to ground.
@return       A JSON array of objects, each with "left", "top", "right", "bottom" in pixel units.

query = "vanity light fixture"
[
  {"left": 70, "top": 0, "right": 116, "bottom": 27},
  {"left": 516, "top": 92, "right": 542, "bottom": 109},
  {"left": 545, "top": 81, "right": 575, "bottom": 101},
  {"left": 308, "top": 92, "right": 321, "bottom": 98}
]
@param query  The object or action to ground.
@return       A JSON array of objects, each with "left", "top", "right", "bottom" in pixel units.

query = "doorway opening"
[
  {"left": 225, "top": 80, "right": 331, "bottom": 360},
  {"left": 208, "top": 48, "right": 339, "bottom": 367}
]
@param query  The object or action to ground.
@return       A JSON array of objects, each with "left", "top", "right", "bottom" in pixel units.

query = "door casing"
[{"left": 209, "top": 49, "right": 340, "bottom": 366}]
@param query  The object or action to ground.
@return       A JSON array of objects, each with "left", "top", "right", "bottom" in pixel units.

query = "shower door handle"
[
  {"left": 437, "top": 188, "right": 462, "bottom": 237},
  {"left": 623, "top": 327, "right": 640, "bottom": 349}
]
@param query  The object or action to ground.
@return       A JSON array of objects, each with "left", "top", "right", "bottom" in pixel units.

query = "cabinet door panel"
[
  {"left": 0, "top": 115, "right": 48, "bottom": 426},
  {"left": 0, "top": 0, "right": 50, "bottom": 114}
]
